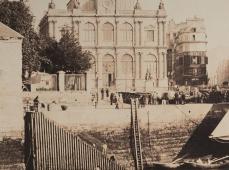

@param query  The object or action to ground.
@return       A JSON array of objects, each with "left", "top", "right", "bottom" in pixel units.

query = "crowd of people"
[
  {"left": 122, "top": 87, "right": 229, "bottom": 107},
  {"left": 91, "top": 88, "right": 124, "bottom": 109},
  {"left": 91, "top": 86, "right": 229, "bottom": 108}
]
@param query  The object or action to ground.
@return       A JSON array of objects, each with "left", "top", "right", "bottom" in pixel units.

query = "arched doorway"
[{"left": 102, "top": 54, "right": 115, "bottom": 87}]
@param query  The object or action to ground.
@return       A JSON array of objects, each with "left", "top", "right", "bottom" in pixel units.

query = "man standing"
[
  {"left": 101, "top": 88, "right": 104, "bottom": 100},
  {"left": 106, "top": 89, "right": 109, "bottom": 98},
  {"left": 110, "top": 93, "right": 114, "bottom": 105}
]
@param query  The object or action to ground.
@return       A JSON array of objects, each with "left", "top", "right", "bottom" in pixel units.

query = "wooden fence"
[{"left": 24, "top": 111, "right": 126, "bottom": 170}]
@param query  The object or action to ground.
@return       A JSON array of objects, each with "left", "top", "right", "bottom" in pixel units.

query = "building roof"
[{"left": 0, "top": 22, "right": 23, "bottom": 40}]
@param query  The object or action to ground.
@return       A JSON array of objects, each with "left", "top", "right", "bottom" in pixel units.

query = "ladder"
[{"left": 131, "top": 99, "right": 144, "bottom": 170}]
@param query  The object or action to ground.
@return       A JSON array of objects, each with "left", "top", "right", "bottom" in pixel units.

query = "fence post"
[
  {"left": 24, "top": 111, "right": 35, "bottom": 170},
  {"left": 58, "top": 71, "right": 65, "bottom": 92}
]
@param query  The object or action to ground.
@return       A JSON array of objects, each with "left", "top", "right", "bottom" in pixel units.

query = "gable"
[{"left": 0, "top": 22, "right": 23, "bottom": 40}]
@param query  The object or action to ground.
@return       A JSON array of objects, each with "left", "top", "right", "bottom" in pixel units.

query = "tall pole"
[{"left": 147, "top": 111, "right": 151, "bottom": 148}]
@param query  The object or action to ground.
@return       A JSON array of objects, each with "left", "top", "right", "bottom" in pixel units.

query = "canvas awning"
[{"left": 210, "top": 110, "right": 229, "bottom": 141}]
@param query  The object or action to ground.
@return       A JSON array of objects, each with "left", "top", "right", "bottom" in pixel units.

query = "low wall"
[{"left": 22, "top": 91, "right": 91, "bottom": 105}]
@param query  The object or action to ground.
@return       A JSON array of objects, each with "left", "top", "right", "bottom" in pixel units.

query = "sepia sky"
[{"left": 29, "top": 0, "right": 229, "bottom": 76}]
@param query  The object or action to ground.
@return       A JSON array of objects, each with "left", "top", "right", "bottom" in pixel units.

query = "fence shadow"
[{"left": 24, "top": 111, "right": 125, "bottom": 170}]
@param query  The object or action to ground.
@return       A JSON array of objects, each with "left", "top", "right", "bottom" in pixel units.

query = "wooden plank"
[
  {"left": 73, "top": 135, "right": 77, "bottom": 170},
  {"left": 66, "top": 132, "right": 69, "bottom": 169},
  {"left": 39, "top": 112, "right": 45, "bottom": 170},
  {"left": 44, "top": 115, "right": 49, "bottom": 169},
  {"left": 55, "top": 123, "right": 59, "bottom": 170},
  {"left": 50, "top": 120, "right": 55, "bottom": 170},
  {"left": 59, "top": 126, "right": 63, "bottom": 170},
  {"left": 76, "top": 137, "right": 80, "bottom": 169},
  {"left": 34, "top": 113, "right": 40, "bottom": 170},
  {"left": 60, "top": 128, "right": 66, "bottom": 170},
  {"left": 31, "top": 113, "right": 36, "bottom": 170},
  {"left": 54, "top": 123, "right": 59, "bottom": 170},
  {"left": 41, "top": 113, "right": 47, "bottom": 170},
  {"left": 78, "top": 138, "right": 82, "bottom": 169},
  {"left": 69, "top": 133, "right": 73, "bottom": 170}
]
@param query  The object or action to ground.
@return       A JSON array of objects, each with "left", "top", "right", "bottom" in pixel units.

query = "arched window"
[
  {"left": 120, "top": 23, "right": 133, "bottom": 43},
  {"left": 103, "top": 23, "right": 114, "bottom": 42},
  {"left": 121, "top": 54, "right": 133, "bottom": 78},
  {"left": 145, "top": 25, "right": 154, "bottom": 42},
  {"left": 144, "top": 55, "right": 157, "bottom": 79},
  {"left": 83, "top": 22, "right": 95, "bottom": 44}
]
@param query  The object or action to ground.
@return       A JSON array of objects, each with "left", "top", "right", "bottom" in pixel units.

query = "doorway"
[{"left": 102, "top": 55, "right": 115, "bottom": 88}]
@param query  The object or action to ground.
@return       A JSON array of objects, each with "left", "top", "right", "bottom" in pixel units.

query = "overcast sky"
[{"left": 28, "top": 0, "right": 229, "bottom": 76}]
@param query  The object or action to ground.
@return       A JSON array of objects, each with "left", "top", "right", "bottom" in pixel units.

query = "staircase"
[{"left": 131, "top": 99, "right": 144, "bottom": 170}]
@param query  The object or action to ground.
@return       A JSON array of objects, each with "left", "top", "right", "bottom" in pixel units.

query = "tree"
[
  {"left": 0, "top": 0, "right": 41, "bottom": 78},
  {"left": 40, "top": 32, "right": 92, "bottom": 74}
]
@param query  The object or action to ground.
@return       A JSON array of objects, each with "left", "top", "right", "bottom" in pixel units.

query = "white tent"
[{"left": 210, "top": 110, "right": 229, "bottom": 142}]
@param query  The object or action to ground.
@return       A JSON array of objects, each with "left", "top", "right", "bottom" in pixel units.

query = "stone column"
[
  {"left": 52, "top": 21, "right": 57, "bottom": 38},
  {"left": 159, "top": 52, "right": 163, "bottom": 79},
  {"left": 115, "top": 20, "right": 119, "bottom": 46},
  {"left": 115, "top": 51, "right": 119, "bottom": 78},
  {"left": 158, "top": 19, "right": 165, "bottom": 47},
  {"left": 115, "top": 0, "right": 117, "bottom": 14},
  {"left": 163, "top": 52, "right": 167, "bottom": 78},
  {"left": 96, "top": 19, "right": 100, "bottom": 46},
  {"left": 135, "top": 52, "right": 140, "bottom": 79},
  {"left": 158, "top": 51, "right": 168, "bottom": 88},
  {"left": 139, "top": 52, "right": 143, "bottom": 79},
  {"left": 97, "top": 52, "right": 103, "bottom": 90},
  {"left": 139, "top": 21, "right": 143, "bottom": 46},
  {"left": 157, "top": 21, "right": 161, "bottom": 47},
  {"left": 73, "top": 20, "right": 79, "bottom": 38},
  {"left": 48, "top": 20, "right": 56, "bottom": 38},
  {"left": 115, "top": 51, "right": 120, "bottom": 90},
  {"left": 58, "top": 71, "right": 65, "bottom": 92},
  {"left": 162, "top": 21, "right": 166, "bottom": 47},
  {"left": 134, "top": 21, "right": 139, "bottom": 46},
  {"left": 75, "top": 21, "right": 81, "bottom": 42}
]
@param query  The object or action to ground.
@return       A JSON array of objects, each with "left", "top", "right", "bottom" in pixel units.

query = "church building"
[{"left": 39, "top": 0, "right": 168, "bottom": 92}]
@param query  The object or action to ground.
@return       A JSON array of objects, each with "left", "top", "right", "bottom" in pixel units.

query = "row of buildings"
[
  {"left": 167, "top": 17, "right": 208, "bottom": 86},
  {"left": 38, "top": 0, "right": 208, "bottom": 92}
]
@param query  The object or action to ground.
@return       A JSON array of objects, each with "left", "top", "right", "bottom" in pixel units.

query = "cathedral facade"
[{"left": 39, "top": 0, "right": 168, "bottom": 92}]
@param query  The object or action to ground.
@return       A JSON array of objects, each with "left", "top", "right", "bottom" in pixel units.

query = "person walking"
[
  {"left": 106, "top": 89, "right": 109, "bottom": 98},
  {"left": 181, "top": 92, "right": 186, "bottom": 105},
  {"left": 102, "top": 142, "right": 107, "bottom": 155},
  {"left": 110, "top": 92, "right": 114, "bottom": 105},
  {"left": 174, "top": 92, "right": 179, "bottom": 104},
  {"left": 114, "top": 95, "right": 119, "bottom": 109},
  {"left": 101, "top": 88, "right": 104, "bottom": 100},
  {"left": 119, "top": 93, "right": 124, "bottom": 109}
]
